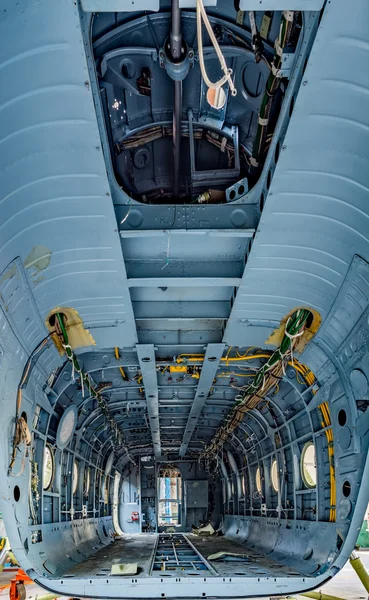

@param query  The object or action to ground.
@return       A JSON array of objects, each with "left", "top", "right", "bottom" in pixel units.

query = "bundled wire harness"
[
  {"left": 319, "top": 400, "right": 336, "bottom": 522},
  {"left": 201, "top": 308, "right": 312, "bottom": 459},
  {"left": 55, "top": 313, "right": 135, "bottom": 464},
  {"left": 9, "top": 335, "right": 50, "bottom": 475},
  {"left": 250, "top": 10, "right": 295, "bottom": 168}
]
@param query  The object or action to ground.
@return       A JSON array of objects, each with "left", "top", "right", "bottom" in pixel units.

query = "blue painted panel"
[
  {"left": 0, "top": 0, "right": 137, "bottom": 349},
  {"left": 225, "top": 0, "right": 369, "bottom": 347},
  {"left": 240, "top": 0, "right": 324, "bottom": 8},
  {"left": 81, "top": 0, "right": 159, "bottom": 10}
]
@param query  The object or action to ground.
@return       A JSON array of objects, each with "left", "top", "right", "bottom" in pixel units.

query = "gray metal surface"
[
  {"left": 240, "top": 0, "right": 324, "bottom": 8},
  {"left": 137, "top": 345, "right": 162, "bottom": 459},
  {"left": 179, "top": 343, "right": 225, "bottom": 456},
  {"left": 81, "top": 0, "right": 160, "bottom": 10},
  {"left": 185, "top": 481, "right": 209, "bottom": 508},
  {"left": 1, "top": 0, "right": 369, "bottom": 598},
  {"left": 225, "top": 0, "right": 369, "bottom": 348}
]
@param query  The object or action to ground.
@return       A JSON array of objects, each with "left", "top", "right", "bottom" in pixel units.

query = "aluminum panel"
[
  {"left": 225, "top": 0, "right": 369, "bottom": 348},
  {"left": 81, "top": 0, "right": 159, "bottom": 10},
  {"left": 240, "top": 0, "right": 324, "bottom": 8},
  {"left": 0, "top": 0, "right": 137, "bottom": 349}
]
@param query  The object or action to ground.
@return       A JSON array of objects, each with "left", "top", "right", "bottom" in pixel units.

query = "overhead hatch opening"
[{"left": 91, "top": 3, "right": 304, "bottom": 205}]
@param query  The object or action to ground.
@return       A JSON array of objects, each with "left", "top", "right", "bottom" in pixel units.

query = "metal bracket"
[
  {"left": 277, "top": 50, "right": 296, "bottom": 79},
  {"left": 159, "top": 44, "right": 194, "bottom": 81},
  {"left": 188, "top": 109, "right": 240, "bottom": 193}
]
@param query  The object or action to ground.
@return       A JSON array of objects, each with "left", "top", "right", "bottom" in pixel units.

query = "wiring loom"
[
  {"left": 55, "top": 313, "right": 136, "bottom": 465},
  {"left": 201, "top": 308, "right": 312, "bottom": 459}
]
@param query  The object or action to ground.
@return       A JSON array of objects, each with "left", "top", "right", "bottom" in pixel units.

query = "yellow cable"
[
  {"left": 115, "top": 347, "right": 128, "bottom": 382},
  {"left": 217, "top": 372, "right": 255, "bottom": 378},
  {"left": 319, "top": 401, "right": 336, "bottom": 522}
]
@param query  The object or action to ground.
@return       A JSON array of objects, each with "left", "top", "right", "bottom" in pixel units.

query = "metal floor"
[
  {"left": 62, "top": 533, "right": 303, "bottom": 579},
  {"left": 64, "top": 534, "right": 158, "bottom": 578},
  {"left": 188, "top": 534, "right": 303, "bottom": 577}
]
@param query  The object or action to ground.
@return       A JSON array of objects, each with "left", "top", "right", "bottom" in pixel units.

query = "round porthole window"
[
  {"left": 271, "top": 459, "right": 279, "bottom": 492},
  {"left": 72, "top": 461, "right": 78, "bottom": 495},
  {"left": 56, "top": 405, "right": 77, "bottom": 449},
  {"left": 43, "top": 445, "right": 54, "bottom": 490},
  {"left": 256, "top": 467, "right": 262, "bottom": 493},
  {"left": 301, "top": 441, "right": 317, "bottom": 488}
]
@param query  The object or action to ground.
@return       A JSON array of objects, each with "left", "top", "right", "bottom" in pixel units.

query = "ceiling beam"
[
  {"left": 136, "top": 344, "right": 161, "bottom": 460},
  {"left": 128, "top": 277, "right": 241, "bottom": 288},
  {"left": 120, "top": 229, "right": 254, "bottom": 239},
  {"left": 132, "top": 301, "right": 230, "bottom": 320},
  {"left": 179, "top": 343, "right": 225, "bottom": 457}
]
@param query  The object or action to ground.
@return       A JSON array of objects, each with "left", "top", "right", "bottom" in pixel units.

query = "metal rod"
[
  {"left": 350, "top": 550, "right": 369, "bottom": 593},
  {"left": 183, "top": 534, "right": 219, "bottom": 575},
  {"left": 170, "top": 0, "right": 182, "bottom": 198},
  {"left": 170, "top": 0, "right": 182, "bottom": 60},
  {"left": 173, "top": 80, "right": 182, "bottom": 198},
  {"left": 301, "top": 592, "right": 346, "bottom": 600}
]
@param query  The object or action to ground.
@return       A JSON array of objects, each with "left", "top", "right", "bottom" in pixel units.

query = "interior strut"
[{"left": 171, "top": 0, "right": 182, "bottom": 198}]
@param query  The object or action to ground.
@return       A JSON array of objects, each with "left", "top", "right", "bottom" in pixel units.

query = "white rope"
[
  {"left": 62, "top": 343, "right": 75, "bottom": 381},
  {"left": 284, "top": 315, "right": 305, "bottom": 366},
  {"left": 196, "top": 0, "right": 236, "bottom": 96}
]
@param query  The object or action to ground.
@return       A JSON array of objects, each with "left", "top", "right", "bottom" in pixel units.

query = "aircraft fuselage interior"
[{"left": 1, "top": 0, "right": 369, "bottom": 598}]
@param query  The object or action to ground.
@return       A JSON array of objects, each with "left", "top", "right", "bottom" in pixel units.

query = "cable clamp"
[
  {"left": 249, "top": 156, "right": 259, "bottom": 167},
  {"left": 271, "top": 62, "right": 282, "bottom": 78},
  {"left": 258, "top": 116, "right": 269, "bottom": 127},
  {"left": 274, "top": 39, "right": 283, "bottom": 57},
  {"left": 62, "top": 343, "right": 76, "bottom": 380},
  {"left": 285, "top": 319, "right": 305, "bottom": 340},
  {"left": 283, "top": 10, "right": 294, "bottom": 22}
]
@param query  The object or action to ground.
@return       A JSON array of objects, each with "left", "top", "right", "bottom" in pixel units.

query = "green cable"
[
  {"left": 203, "top": 309, "right": 312, "bottom": 456},
  {"left": 55, "top": 313, "right": 134, "bottom": 460},
  {"left": 251, "top": 13, "right": 289, "bottom": 164}
]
